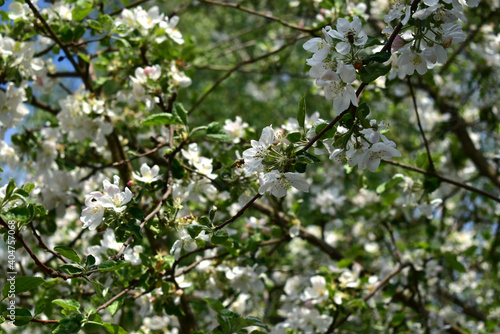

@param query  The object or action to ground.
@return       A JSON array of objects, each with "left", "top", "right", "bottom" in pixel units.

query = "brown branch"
[
  {"left": 29, "top": 96, "right": 60, "bottom": 115},
  {"left": 30, "top": 223, "right": 67, "bottom": 264},
  {"left": 31, "top": 318, "right": 59, "bottom": 324},
  {"left": 25, "top": 0, "right": 93, "bottom": 92},
  {"left": 96, "top": 281, "right": 139, "bottom": 312},
  {"left": 213, "top": 193, "right": 262, "bottom": 231},
  {"left": 415, "top": 82, "right": 500, "bottom": 188},
  {"left": 0, "top": 217, "right": 82, "bottom": 280}
]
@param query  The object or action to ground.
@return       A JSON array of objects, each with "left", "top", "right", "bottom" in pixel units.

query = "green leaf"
[
  {"left": 90, "top": 279, "right": 104, "bottom": 297},
  {"left": 204, "top": 297, "right": 225, "bottom": 313},
  {"left": 338, "top": 259, "right": 353, "bottom": 268},
  {"left": 54, "top": 246, "right": 81, "bottom": 263},
  {"left": 103, "top": 322, "right": 129, "bottom": 334},
  {"left": 84, "top": 318, "right": 105, "bottom": 333},
  {"left": 294, "top": 162, "right": 307, "bottom": 173},
  {"left": 364, "top": 36, "right": 384, "bottom": 47},
  {"left": 52, "top": 314, "right": 84, "bottom": 334},
  {"left": 107, "top": 297, "right": 123, "bottom": 317},
  {"left": 444, "top": 252, "right": 466, "bottom": 273},
  {"left": 209, "top": 206, "right": 217, "bottom": 222},
  {"left": 391, "top": 313, "right": 406, "bottom": 326},
  {"left": 286, "top": 132, "right": 302, "bottom": 143},
  {"left": 72, "top": 3, "right": 93, "bottom": 21},
  {"left": 22, "top": 183, "right": 35, "bottom": 194},
  {"left": 97, "top": 260, "right": 130, "bottom": 272},
  {"left": 186, "top": 224, "right": 205, "bottom": 239},
  {"left": 34, "top": 300, "right": 46, "bottom": 316},
  {"left": 142, "top": 113, "right": 180, "bottom": 126},
  {"left": 172, "top": 158, "right": 185, "bottom": 179},
  {"left": 423, "top": 177, "right": 440, "bottom": 193},
  {"left": 355, "top": 102, "right": 371, "bottom": 120},
  {"left": 211, "top": 229, "right": 228, "bottom": 245},
  {"left": 13, "top": 188, "right": 29, "bottom": 198},
  {"left": 173, "top": 103, "right": 188, "bottom": 125},
  {"left": 3, "top": 178, "right": 16, "bottom": 202},
  {"left": 3, "top": 206, "right": 31, "bottom": 222},
  {"left": 12, "top": 308, "right": 32, "bottom": 327},
  {"left": 60, "top": 263, "right": 84, "bottom": 275},
  {"left": 52, "top": 299, "right": 81, "bottom": 313},
  {"left": 297, "top": 94, "right": 306, "bottom": 129},
  {"left": 129, "top": 207, "right": 145, "bottom": 221},
  {"left": 87, "top": 20, "right": 102, "bottom": 32},
  {"left": 364, "top": 51, "right": 391, "bottom": 64},
  {"left": 86, "top": 255, "right": 96, "bottom": 267},
  {"left": 242, "top": 316, "right": 269, "bottom": 331},
  {"left": 295, "top": 150, "right": 321, "bottom": 164},
  {"left": 78, "top": 52, "right": 90, "bottom": 63},
  {"left": 359, "top": 62, "right": 392, "bottom": 83},
  {"left": 206, "top": 122, "right": 232, "bottom": 142},
  {"left": 2, "top": 276, "right": 45, "bottom": 297}
]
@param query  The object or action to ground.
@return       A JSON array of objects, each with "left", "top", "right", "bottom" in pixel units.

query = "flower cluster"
[
  {"left": 80, "top": 176, "right": 133, "bottom": 230},
  {"left": 329, "top": 120, "right": 402, "bottom": 172},
  {"left": 115, "top": 5, "right": 184, "bottom": 44},
  {"left": 242, "top": 126, "right": 309, "bottom": 198},
  {"left": 384, "top": 0, "right": 470, "bottom": 76},
  {"left": 303, "top": 17, "right": 366, "bottom": 113}
]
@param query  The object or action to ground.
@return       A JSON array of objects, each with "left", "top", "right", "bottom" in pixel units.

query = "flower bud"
[{"left": 392, "top": 35, "right": 405, "bottom": 51}]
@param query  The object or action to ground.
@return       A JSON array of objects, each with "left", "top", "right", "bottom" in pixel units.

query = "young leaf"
[
  {"left": 206, "top": 122, "right": 232, "bottom": 142},
  {"left": 52, "top": 299, "right": 81, "bottom": 313},
  {"left": 173, "top": 103, "right": 188, "bottom": 125},
  {"left": 142, "top": 113, "right": 180, "bottom": 126},
  {"left": 60, "top": 264, "right": 84, "bottom": 275},
  {"left": 211, "top": 229, "right": 228, "bottom": 245},
  {"left": 2, "top": 276, "right": 45, "bottom": 297},
  {"left": 97, "top": 260, "right": 130, "bottom": 272},
  {"left": 54, "top": 246, "right": 81, "bottom": 263},
  {"left": 359, "top": 63, "right": 392, "bottom": 83}
]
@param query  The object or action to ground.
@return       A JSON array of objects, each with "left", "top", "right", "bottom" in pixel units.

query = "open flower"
[
  {"left": 242, "top": 125, "right": 275, "bottom": 174},
  {"left": 133, "top": 163, "right": 162, "bottom": 183},
  {"left": 100, "top": 176, "right": 133, "bottom": 212},
  {"left": 81, "top": 192, "right": 105, "bottom": 230},
  {"left": 258, "top": 170, "right": 309, "bottom": 198},
  {"left": 328, "top": 16, "right": 367, "bottom": 55}
]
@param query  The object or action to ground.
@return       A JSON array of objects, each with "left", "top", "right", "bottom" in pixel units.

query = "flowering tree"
[{"left": 1, "top": 0, "right": 499, "bottom": 333}]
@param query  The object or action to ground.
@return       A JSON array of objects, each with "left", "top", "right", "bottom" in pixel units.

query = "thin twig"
[
  {"left": 25, "top": 0, "right": 92, "bottom": 92},
  {"left": 213, "top": 193, "right": 262, "bottom": 231},
  {"left": 408, "top": 77, "right": 435, "bottom": 172},
  {"left": 328, "top": 262, "right": 410, "bottom": 332},
  {"left": 382, "top": 159, "right": 500, "bottom": 204}
]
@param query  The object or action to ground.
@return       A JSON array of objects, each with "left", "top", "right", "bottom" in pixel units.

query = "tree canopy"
[{"left": 1, "top": 0, "right": 500, "bottom": 333}]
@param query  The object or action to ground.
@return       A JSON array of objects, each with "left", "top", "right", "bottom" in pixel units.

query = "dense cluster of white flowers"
[
  {"left": 2, "top": 0, "right": 499, "bottom": 333},
  {"left": 80, "top": 175, "right": 133, "bottom": 230},
  {"left": 242, "top": 126, "right": 310, "bottom": 197}
]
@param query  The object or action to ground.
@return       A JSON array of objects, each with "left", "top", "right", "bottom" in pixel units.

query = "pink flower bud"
[
  {"left": 392, "top": 35, "right": 405, "bottom": 51},
  {"left": 127, "top": 180, "right": 134, "bottom": 188},
  {"left": 143, "top": 66, "right": 155, "bottom": 76}
]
